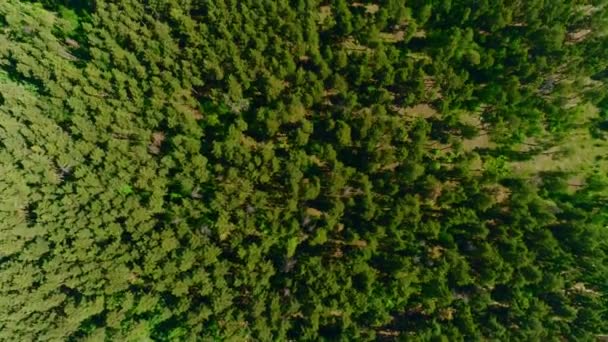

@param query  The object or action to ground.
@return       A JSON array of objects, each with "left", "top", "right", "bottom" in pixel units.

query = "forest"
[{"left": 1, "top": 0, "right": 608, "bottom": 340}]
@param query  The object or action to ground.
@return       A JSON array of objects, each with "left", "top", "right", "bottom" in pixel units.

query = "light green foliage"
[{"left": 1, "top": 0, "right": 608, "bottom": 341}]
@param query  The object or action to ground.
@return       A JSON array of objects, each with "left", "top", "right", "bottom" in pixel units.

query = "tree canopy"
[{"left": 1, "top": 0, "right": 608, "bottom": 340}]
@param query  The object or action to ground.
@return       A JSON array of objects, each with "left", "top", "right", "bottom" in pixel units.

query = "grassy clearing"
[
  {"left": 402, "top": 103, "right": 437, "bottom": 119},
  {"left": 511, "top": 103, "right": 607, "bottom": 176},
  {"left": 401, "top": 102, "right": 605, "bottom": 182},
  {"left": 318, "top": 5, "right": 331, "bottom": 22}
]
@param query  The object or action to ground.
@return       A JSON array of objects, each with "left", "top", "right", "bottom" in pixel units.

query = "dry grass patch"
[
  {"left": 402, "top": 103, "right": 437, "bottom": 119},
  {"left": 351, "top": 3, "right": 380, "bottom": 14},
  {"left": 379, "top": 30, "right": 405, "bottom": 43},
  {"left": 318, "top": 5, "right": 331, "bottom": 22}
]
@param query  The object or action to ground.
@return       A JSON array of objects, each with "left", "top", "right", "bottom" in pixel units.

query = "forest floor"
[
  {"left": 511, "top": 103, "right": 608, "bottom": 176},
  {"left": 405, "top": 103, "right": 607, "bottom": 190}
]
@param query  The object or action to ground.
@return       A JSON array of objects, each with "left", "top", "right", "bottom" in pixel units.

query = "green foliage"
[{"left": 0, "top": 0, "right": 607, "bottom": 341}]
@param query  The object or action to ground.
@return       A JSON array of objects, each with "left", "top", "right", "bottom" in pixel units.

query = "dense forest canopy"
[{"left": 1, "top": 0, "right": 608, "bottom": 340}]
